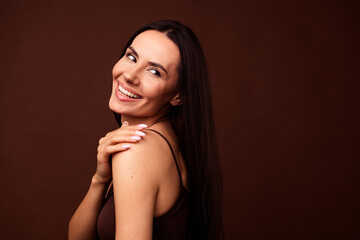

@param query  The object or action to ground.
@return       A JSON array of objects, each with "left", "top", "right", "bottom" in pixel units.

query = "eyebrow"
[{"left": 128, "top": 46, "right": 168, "bottom": 74}]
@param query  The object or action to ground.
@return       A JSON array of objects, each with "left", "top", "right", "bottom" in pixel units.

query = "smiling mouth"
[{"left": 118, "top": 85, "right": 142, "bottom": 99}]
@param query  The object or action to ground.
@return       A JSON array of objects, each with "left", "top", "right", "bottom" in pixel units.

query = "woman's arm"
[
  {"left": 111, "top": 133, "right": 163, "bottom": 240},
  {"left": 68, "top": 175, "right": 111, "bottom": 240},
  {"left": 68, "top": 123, "right": 147, "bottom": 240}
]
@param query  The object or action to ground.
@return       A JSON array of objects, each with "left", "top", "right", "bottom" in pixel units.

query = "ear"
[{"left": 170, "top": 93, "right": 182, "bottom": 106}]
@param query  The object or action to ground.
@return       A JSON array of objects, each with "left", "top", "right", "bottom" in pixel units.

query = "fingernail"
[
  {"left": 123, "top": 121, "right": 129, "bottom": 126},
  {"left": 122, "top": 144, "right": 131, "bottom": 149},
  {"left": 138, "top": 124, "right": 147, "bottom": 128},
  {"left": 131, "top": 136, "right": 141, "bottom": 140},
  {"left": 135, "top": 130, "right": 146, "bottom": 136}
]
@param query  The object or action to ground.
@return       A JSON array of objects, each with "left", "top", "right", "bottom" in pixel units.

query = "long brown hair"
[{"left": 114, "top": 20, "right": 223, "bottom": 239}]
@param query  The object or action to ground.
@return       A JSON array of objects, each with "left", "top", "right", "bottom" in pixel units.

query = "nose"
[{"left": 123, "top": 66, "right": 140, "bottom": 86}]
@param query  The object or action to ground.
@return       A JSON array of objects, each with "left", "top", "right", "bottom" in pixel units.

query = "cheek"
[
  {"left": 147, "top": 86, "right": 174, "bottom": 104},
  {"left": 112, "top": 58, "right": 126, "bottom": 78},
  {"left": 144, "top": 77, "right": 178, "bottom": 101},
  {"left": 143, "top": 83, "right": 164, "bottom": 99}
]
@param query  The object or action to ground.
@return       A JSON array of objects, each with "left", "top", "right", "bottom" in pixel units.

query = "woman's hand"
[{"left": 94, "top": 121, "right": 147, "bottom": 183}]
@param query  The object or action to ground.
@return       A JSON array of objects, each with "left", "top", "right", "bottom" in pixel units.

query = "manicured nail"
[
  {"left": 138, "top": 124, "right": 147, "bottom": 128},
  {"left": 122, "top": 144, "right": 131, "bottom": 149},
  {"left": 131, "top": 136, "right": 141, "bottom": 140},
  {"left": 135, "top": 130, "right": 146, "bottom": 136}
]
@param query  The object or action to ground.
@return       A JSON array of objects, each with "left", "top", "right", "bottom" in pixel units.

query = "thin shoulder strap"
[{"left": 145, "top": 129, "right": 183, "bottom": 186}]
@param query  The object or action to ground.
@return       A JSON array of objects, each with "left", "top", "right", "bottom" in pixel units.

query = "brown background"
[{"left": 0, "top": 0, "right": 359, "bottom": 239}]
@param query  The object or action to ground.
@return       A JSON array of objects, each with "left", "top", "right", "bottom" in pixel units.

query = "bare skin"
[
  {"left": 112, "top": 121, "right": 187, "bottom": 239},
  {"left": 69, "top": 30, "right": 187, "bottom": 240},
  {"left": 68, "top": 122, "right": 148, "bottom": 240}
]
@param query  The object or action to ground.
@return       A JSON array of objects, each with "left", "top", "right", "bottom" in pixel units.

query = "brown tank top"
[{"left": 97, "top": 129, "right": 189, "bottom": 239}]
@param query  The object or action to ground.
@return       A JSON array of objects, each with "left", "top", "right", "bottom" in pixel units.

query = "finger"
[
  {"left": 100, "top": 133, "right": 143, "bottom": 149},
  {"left": 107, "top": 134, "right": 143, "bottom": 145},
  {"left": 105, "top": 144, "right": 131, "bottom": 154},
  {"left": 121, "top": 123, "right": 147, "bottom": 130},
  {"left": 99, "top": 137, "right": 106, "bottom": 145},
  {"left": 105, "top": 124, "right": 147, "bottom": 138},
  {"left": 109, "top": 128, "right": 147, "bottom": 138}
]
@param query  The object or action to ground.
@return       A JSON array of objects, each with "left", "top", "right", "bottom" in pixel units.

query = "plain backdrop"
[{"left": 0, "top": 0, "right": 359, "bottom": 239}]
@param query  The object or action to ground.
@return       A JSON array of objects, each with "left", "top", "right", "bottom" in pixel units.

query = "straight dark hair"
[{"left": 114, "top": 20, "right": 223, "bottom": 239}]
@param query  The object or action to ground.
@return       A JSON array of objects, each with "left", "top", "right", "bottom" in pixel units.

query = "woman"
[{"left": 69, "top": 20, "right": 223, "bottom": 240}]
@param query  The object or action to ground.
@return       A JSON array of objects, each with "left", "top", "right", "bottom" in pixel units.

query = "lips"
[{"left": 118, "top": 83, "right": 142, "bottom": 99}]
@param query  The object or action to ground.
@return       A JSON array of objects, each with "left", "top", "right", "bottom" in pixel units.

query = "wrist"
[{"left": 92, "top": 173, "right": 111, "bottom": 185}]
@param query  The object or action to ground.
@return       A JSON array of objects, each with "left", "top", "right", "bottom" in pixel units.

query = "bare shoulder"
[
  {"left": 111, "top": 129, "right": 173, "bottom": 184},
  {"left": 110, "top": 130, "right": 170, "bottom": 238}
]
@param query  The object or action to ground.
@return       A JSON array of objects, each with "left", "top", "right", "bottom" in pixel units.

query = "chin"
[{"left": 108, "top": 95, "right": 121, "bottom": 114}]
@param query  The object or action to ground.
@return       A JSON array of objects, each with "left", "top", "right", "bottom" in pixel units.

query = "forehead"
[{"left": 131, "top": 30, "right": 180, "bottom": 69}]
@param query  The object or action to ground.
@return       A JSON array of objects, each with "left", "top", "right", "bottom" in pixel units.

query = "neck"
[{"left": 121, "top": 114, "right": 169, "bottom": 127}]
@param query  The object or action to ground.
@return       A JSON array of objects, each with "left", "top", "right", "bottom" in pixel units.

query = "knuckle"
[
  {"left": 109, "top": 136, "right": 116, "bottom": 144},
  {"left": 98, "top": 146, "right": 104, "bottom": 153},
  {"left": 105, "top": 146, "right": 111, "bottom": 153}
]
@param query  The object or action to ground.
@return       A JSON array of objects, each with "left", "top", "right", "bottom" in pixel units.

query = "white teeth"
[{"left": 118, "top": 85, "right": 140, "bottom": 99}]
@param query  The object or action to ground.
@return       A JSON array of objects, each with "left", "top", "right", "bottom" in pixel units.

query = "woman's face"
[{"left": 109, "top": 30, "right": 180, "bottom": 121}]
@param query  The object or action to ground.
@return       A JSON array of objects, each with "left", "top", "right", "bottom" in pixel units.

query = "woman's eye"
[
  {"left": 127, "top": 54, "right": 136, "bottom": 62},
  {"left": 149, "top": 69, "right": 161, "bottom": 77}
]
